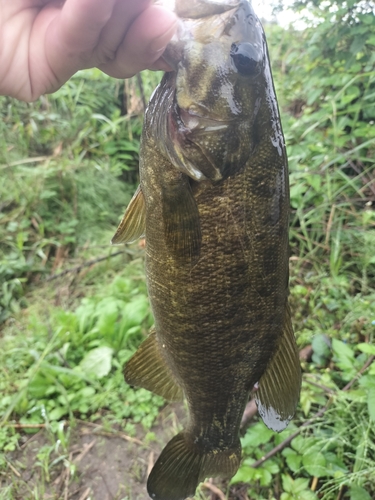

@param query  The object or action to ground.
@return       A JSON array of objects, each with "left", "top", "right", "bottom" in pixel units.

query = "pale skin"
[{"left": 0, "top": 0, "right": 177, "bottom": 102}]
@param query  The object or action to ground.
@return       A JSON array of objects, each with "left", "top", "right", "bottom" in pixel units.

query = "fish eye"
[{"left": 230, "top": 43, "right": 260, "bottom": 76}]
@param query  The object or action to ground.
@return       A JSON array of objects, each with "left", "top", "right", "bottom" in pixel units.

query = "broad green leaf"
[
  {"left": 281, "top": 474, "right": 295, "bottom": 493},
  {"left": 290, "top": 183, "right": 307, "bottom": 208},
  {"left": 291, "top": 435, "right": 311, "bottom": 454},
  {"left": 79, "top": 386, "right": 96, "bottom": 398},
  {"left": 357, "top": 343, "right": 375, "bottom": 355},
  {"left": 280, "top": 494, "right": 293, "bottom": 500},
  {"left": 28, "top": 374, "right": 53, "bottom": 399},
  {"left": 299, "top": 492, "right": 318, "bottom": 500},
  {"left": 263, "top": 460, "right": 279, "bottom": 475},
  {"left": 282, "top": 448, "right": 302, "bottom": 472},
  {"left": 258, "top": 468, "right": 272, "bottom": 487},
  {"left": 311, "top": 334, "right": 331, "bottom": 365},
  {"left": 80, "top": 346, "right": 113, "bottom": 379},
  {"left": 350, "top": 485, "right": 372, "bottom": 500},
  {"left": 324, "top": 452, "right": 348, "bottom": 475},
  {"left": 302, "top": 452, "right": 327, "bottom": 477},
  {"left": 242, "top": 422, "right": 274, "bottom": 448},
  {"left": 359, "top": 374, "right": 375, "bottom": 390},
  {"left": 293, "top": 478, "right": 314, "bottom": 494},
  {"left": 122, "top": 295, "right": 149, "bottom": 327},
  {"left": 332, "top": 339, "right": 356, "bottom": 375},
  {"left": 48, "top": 406, "right": 68, "bottom": 421},
  {"left": 230, "top": 465, "right": 256, "bottom": 484},
  {"left": 306, "top": 174, "right": 321, "bottom": 192}
]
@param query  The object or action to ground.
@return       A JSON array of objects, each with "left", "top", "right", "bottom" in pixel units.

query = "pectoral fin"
[
  {"left": 124, "top": 327, "right": 183, "bottom": 402},
  {"left": 111, "top": 185, "right": 146, "bottom": 245},
  {"left": 162, "top": 177, "right": 201, "bottom": 261},
  {"left": 255, "top": 303, "right": 301, "bottom": 431}
]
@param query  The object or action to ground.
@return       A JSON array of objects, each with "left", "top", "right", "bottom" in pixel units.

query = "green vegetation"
[{"left": 1, "top": 1, "right": 374, "bottom": 498}]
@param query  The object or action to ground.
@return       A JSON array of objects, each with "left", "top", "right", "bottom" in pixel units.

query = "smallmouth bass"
[{"left": 112, "top": 1, "right": 301, "bottom": 499}]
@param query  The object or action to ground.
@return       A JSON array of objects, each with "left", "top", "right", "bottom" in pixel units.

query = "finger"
[
  {"left": 95, "top": 0, "right": 151, "bottom": 64},
  {"left": 44, "top": 0, "right": 119, "bottom": 83},
  {"left": 99, "top": 5, "right": 177, "bottom": 79},
  {"left": 57, "top": 0, "right": 118, "bottom": 52},
  {"left": 148, "top": 57, "right": 175, "bottom": 73},
  {"left": 45, "top": 0, "right": 149, "bottom": 85}
]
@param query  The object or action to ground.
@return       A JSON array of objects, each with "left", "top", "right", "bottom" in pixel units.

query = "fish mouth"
[
  {"left": 178, "top": 106, "right": 233, "bottom": 133},
  {"left": 167, "top": 102, "right": 226, "bottom": 182}
]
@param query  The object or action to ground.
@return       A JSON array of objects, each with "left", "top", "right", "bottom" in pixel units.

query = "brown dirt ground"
[
  {"left": 2, "top": 404, "right": 185, "bottom": 500},
  {"left": 2, "top": 399, "right": 255, "bottom": 500},
  {"left": 2, "top": 403, "right": 251, "bottom": 500}
]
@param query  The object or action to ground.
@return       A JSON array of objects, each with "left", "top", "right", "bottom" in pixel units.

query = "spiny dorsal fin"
[
  {"left": 254, "top": 303, "right": 301, "bottom": 432},
  {"left": 111, "top": 185, "right": 146, "bottom": 245},
  {"left": 162, "top": 178, "right": 201, "bottom": 262},
  {"left": 147, "top": 431, "right": 241, "bottom": 500},
  {"left": 124, "top": 328, "right": 183, "bottom": 402}
]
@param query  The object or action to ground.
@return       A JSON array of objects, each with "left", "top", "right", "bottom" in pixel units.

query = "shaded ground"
[
  {"left": 2, "top": 401, "right": 253, "bottom": 500},
  {"left": 2, "top": 404, "right": 189, "bottom": 500}
]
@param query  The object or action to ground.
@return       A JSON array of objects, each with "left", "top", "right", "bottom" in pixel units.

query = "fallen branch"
[
  {"left": 4, "top": 423, "right": 48, "bottom": 429},
  {"left": 77, "top": 488, "right": 92, "bottom": 500},
  {"left": 45, "top": 251, "right": 125, "bottom": 281},
  {"left": 5, "top": 458, "right": 22, "bottom": 478},
  {"left": 147, "top": 451, "right": 155, "bottom": 476},
  {"left": 304, "top": 379, "right": 335, "bottom": 395},
  {"left": 80, "top": 428, "right": 144, "bottom": 446},
  {"left": 342, "top": 355, "right": 374, "bottom": 391},
  {"left": 74, "top": 439, "right": 97, "bottom": 463},
  {"left": 250, "top": 403, "right": 329, "bottom": 469},
  {"left": 0, "top": 156, "right": 49, "bottom": 169},
  {"left": 251, "top": 355, "right": 375, "bottom": 469},
  {"left": 202, "top": 482, "right": 226, "bottom": 500},
  {"left": 240, "top": 400, "right": 258, "bottom": 429},
  {"left": 77, "top": 419, "right": 144, "bottom": 445}
]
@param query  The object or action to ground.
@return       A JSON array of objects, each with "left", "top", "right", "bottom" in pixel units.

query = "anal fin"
[
  {"left": 111, "top": 185, "right": 146, "bottom": 245},
  {"left": 255, "top": 303, "right": 301, "bottom": 432},
  {"left": 124, "top": 328, "right": 183, "bottom": 402}
]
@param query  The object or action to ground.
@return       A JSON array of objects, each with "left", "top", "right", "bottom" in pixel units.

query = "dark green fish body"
[{"left": 112, "top": 1, "right": 301, "bottom": 498}]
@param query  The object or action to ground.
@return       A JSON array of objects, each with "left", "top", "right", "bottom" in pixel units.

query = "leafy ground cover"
[{"left": 1, "top": 1, "right": 375, "bottom": 499}]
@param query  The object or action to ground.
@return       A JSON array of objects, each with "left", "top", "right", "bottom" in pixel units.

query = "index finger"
[{"left": 58, "top": 0, "right": 119, "bottom": 51}]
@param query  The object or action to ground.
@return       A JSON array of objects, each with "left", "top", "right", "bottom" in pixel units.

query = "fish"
[{"left": 112, "top": 0, "right": 301, "bottom": 499}]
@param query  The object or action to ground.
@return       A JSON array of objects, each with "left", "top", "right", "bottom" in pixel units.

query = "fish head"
[{"left": 158, "top": 0, "right": 267, "bottom": 182}]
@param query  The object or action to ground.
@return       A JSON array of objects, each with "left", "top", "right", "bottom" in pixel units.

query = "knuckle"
[{"left": 97, "top": 45, "right": 117, "bottom": 65}]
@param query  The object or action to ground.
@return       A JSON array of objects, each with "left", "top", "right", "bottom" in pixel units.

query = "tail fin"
[{"left": 147, "top": 431, "right": 241, "bottom": 500}]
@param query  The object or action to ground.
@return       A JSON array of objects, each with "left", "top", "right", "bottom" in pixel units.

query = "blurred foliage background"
[{"left": 0, "top": 0, "right": 374, "bottom": 499}]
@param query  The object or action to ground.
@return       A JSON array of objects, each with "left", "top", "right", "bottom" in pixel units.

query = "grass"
[{"left": 1, "top": 6, "right": 375, "bottom": 499}]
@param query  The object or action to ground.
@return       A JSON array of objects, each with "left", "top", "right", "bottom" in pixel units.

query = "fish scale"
[{"left": 112, "top": 0, "right": 301, "bottom": 499}]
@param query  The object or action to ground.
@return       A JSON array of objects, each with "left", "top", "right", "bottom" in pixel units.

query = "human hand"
[{"left": 0, "top": 0, "right": 177, "bottom": 101}]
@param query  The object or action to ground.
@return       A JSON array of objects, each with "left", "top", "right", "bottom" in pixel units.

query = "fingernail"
[{"left": 149, "top": 21, "right": 178, "bottom": 55}]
